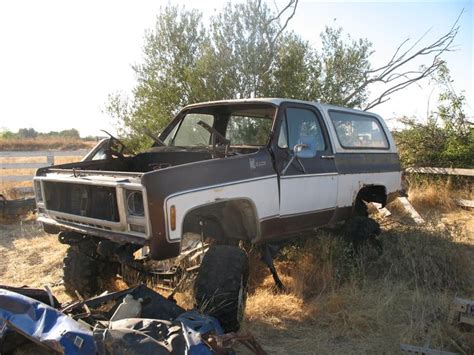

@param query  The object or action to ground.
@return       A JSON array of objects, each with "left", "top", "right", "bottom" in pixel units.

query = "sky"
[{"left": 0, "top": 0, "right": 472, "bottom": 137}]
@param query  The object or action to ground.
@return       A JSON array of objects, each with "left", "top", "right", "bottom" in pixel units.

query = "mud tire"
[
  {"left": 63, "top": 241, "right": 119, "bottom": 298},
  {"left": 194, "top": 245, "right": 249, "bottom": 333},
  {"left": 344, "top": 216, "right": 382, "bottom": 252}
]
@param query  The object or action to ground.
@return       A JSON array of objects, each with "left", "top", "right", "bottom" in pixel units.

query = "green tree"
[
  {"left": 18, "top": 128, "right": 38, "bottom": 139},
  {"left": 394, "top": 66, "right": 473, "bottom": 168},
  {"left": 107, "top": 5, "right": 209, "bottom": 150},
  {"left": 107, "top": 0, "right": 459, "bottom": 151},
  {"left": 266, "top": 33, "right": 320, "bottom": 100},
  {"left": 59, "top": 129, "right": 80, "bottom": 139}
]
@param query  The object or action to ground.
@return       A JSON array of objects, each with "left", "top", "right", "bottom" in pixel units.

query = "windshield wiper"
[{"left": 142, "top": 127, "right": 166, "bottom": 146}]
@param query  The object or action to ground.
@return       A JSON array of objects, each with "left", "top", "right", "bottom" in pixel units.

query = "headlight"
[{"left": 125, "top": 190, "right": 144, "bottom": 217}]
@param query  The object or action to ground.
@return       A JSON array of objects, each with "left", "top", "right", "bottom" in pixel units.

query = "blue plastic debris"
[
  {"left": 0, "top": 288, "right": 96, "bottom": 354},
  {"left": 0, "top": 286, "right": 230, "bottom": 355}
]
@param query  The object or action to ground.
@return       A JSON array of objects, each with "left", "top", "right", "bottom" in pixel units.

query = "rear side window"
[{"left": 329, "top": 110, "right": 389, "bottom": 149}]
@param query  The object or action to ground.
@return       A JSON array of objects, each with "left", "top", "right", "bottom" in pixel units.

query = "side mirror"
[
  {"left": 281, "top": 142, "right": 315, "bottom": 176},
  {"left": 293, "top": 141, "right": 316, "bottom": 159}
]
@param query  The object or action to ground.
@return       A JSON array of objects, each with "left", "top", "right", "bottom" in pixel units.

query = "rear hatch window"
[{"left": 329, "top": 110, "right": 389, "bottom": 149}]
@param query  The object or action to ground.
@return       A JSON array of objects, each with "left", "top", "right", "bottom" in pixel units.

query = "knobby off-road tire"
[
  {"left": 344, "top": 216, "right": 382, "bottom": 252},
  {"left": 194, "top": 245, "right": 249, "bottom": 333},
  {"left": 63, "top": 241, "right": 119, "bottom": 298}
]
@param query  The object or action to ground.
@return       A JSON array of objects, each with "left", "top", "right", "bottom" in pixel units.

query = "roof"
[{"left": 182, "top": 98, "right": 372, "bottom": 115}]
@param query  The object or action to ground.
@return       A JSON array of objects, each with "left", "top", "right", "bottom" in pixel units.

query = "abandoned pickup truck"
[{"left": 34, "top": 98, "right": 402, "bottom": 331}]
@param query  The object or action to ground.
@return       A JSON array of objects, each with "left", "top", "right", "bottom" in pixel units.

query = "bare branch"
[
  {"left": 261, "top": 0, "right": 298, "bottom": 76},
  {"left": 343, "top": 10, "right": 463, "bottom": 110},
  {"left": 272, "top": 0, "right": 298, "bottom": 43},
  {"left": 266, "top": 0, "right": 297, "bottom": 28}
]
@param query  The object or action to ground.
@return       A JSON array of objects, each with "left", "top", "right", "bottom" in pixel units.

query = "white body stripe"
[
  {"left": 165, "top": 176, "right": 279, "bottom": 240},
  {"left": 165, "top": 171, "right": 401, "bottom": 242},
  {"left": 280, "top": 174, "right": 338, "bottom": 216}
]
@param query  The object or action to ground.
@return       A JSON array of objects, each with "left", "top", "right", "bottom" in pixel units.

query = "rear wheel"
[
  {"left": 63, "top": 239, "right": 119, "bottom": 297},
  {"left": 194, "top": 245, "right": 249, "bottom": 332},
  {"left": 344, "top": 216, "right": 382, "bottom": 252}
]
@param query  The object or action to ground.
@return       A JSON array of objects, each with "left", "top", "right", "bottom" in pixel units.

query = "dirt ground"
[{"left": 1, "top": 201, "right": 473, "bottom": 354}]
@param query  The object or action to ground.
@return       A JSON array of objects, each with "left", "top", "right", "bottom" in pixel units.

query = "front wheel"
[
  {"left": 63, "top": 240, "right": 119, "bottom": 298},
  {"left": 194, "top": 245, "right": 249, "bottom": 332}
]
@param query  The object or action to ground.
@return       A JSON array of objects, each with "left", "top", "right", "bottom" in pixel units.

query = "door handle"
[{"left": 321, "top": 155, "right": 335, "bottom": 159}]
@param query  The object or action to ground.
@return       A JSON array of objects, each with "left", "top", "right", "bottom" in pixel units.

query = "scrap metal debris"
[
  {"left": 448, "top": 297, "right": 474, "bottom": 327},
  {"left": 0, "top": 284, "right": 265, "bottom": 355},
  {"left": 0, "top": 195, "right": 36, "bottom": 220},
  {"left": 397, "top": 197, "right": 425, "bottom": 224},
  {"left": 206, "top": 332, "right": 268, "bottom": 355}
]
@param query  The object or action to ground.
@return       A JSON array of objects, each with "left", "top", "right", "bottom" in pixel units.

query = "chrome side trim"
[
  {"left": 280, "top": 172, "right": 338, "bottom": 179},
  {"left": 279, "top": 207, "right": 334, "bottom": 219}
]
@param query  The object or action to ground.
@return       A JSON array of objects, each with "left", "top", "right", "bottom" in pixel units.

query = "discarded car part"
[
  {"left": 0, "top": 285, "right": 60, "bottom": 308},
  {"left": 0, "top": 285, "right": 239, "bottom": 355},
  {"left": 455, "top": 199, "right": 474, "bottom": 209},
  {"left": 370, "top": 202, "right": 392, "bottom": 217},
  {"left": 0, "top": 195, "right": 36, "bottom": 219},
  {"left": 448, "top": 297, "right": 474, "bottom": 327},
  {"left": 400, "top": 343, "right": 459, "bottom": 355},
  {"left": 397, "top": 197, "right": 425, "bottom": 224},
  {"left": 94, "top": 318, "right": 186, "bottom": 354},
  {"left": 194, "top": 245, "right": 249, "bottom": 333},
  {"left": 64, "top": 285, "right": 185, "bottom": 323},
  {"left": 94, "top": 311, "right": 224, "bottom": 355},
  {"left": 206, "top": 332, "right": 268, "bottom": 355},
  {"left": 109, "top": 294, "right": 143, "bottom": 322},
  {"left": 0, "top": 288, "right": 97, "bottom": 354}
]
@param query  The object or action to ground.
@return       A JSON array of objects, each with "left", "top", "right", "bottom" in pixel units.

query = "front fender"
[{"left": 141, "top": 149, "right": 277, "bottom": 260}]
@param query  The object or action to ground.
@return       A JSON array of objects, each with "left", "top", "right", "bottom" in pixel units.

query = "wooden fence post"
[{"left": 47, "top": 155, "right": 54, "bottom": 166}]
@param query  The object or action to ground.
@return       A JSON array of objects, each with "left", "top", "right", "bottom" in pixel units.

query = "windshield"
[
  {"left": 162, "top": 105, "right": 275, "bottom": 147},
  {"left": 164, "top": 113, "right": 214, "bottom": 147}
]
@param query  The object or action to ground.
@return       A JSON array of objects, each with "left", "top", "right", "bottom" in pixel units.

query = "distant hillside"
[{"left": 0, "top": 137, "right": 97, "bottom": 151}]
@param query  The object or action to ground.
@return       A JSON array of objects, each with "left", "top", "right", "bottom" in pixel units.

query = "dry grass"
[
  {"left": 0, "top": 137, "right": 95, "bottom": 151},
  {"left": 407, "top": 177, "right": 473, "bottom": 212},
  {"left": 241, "top": 217, "right": 474, "bottom": 353},
  {"left": 0, "top": 181, "right": 33, "bottom": 199},
  {"left": 1, "top": 201, "right": 473, "bottom": 353},
  {"left": 0, "top": 218, "right": 70, "bottom": 302}
]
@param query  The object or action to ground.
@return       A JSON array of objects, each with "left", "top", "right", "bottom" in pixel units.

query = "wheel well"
[
  {"left": 355, "top": 185, "right": 387, "bottom": 208},
  {"left": 182, "top": 199, "right": 259, "bottom": 241}
]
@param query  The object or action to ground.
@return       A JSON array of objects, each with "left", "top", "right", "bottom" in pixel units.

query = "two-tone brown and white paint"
[{"left": 35, "top": 98, "right": 402, "bottom": 261}]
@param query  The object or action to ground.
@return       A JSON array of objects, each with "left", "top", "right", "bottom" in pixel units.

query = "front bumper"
[{"left": 39, "top": 215, "right": 148, "bottom": 245}]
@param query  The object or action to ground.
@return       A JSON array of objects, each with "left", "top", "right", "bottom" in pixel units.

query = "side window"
[
  {"left": 329, "top": 111, "right": 389, "bottom": 149},
  {"left": 278, "top": 108, "right": 326, "bottom": 152},
  {"left": 226, "top": 115, "right": 272, "bottom": 145},
  {"left": 277, "top": 118, "right": 288, "bottom": 148}
]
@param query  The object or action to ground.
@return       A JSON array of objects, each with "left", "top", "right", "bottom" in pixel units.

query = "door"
[{"left": 273, "top": 103, "right": 338, "bottom": 232}]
